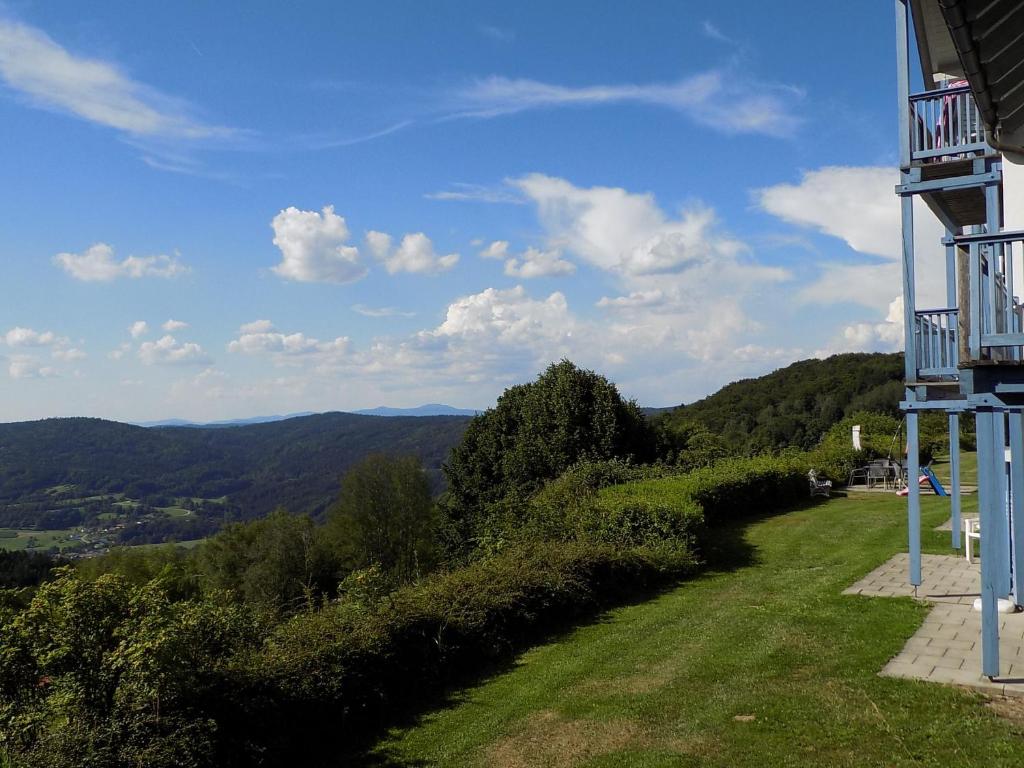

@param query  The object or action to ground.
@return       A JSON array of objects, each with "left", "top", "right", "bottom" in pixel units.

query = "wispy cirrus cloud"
[
  {"left": 701, "top": 21, "right": 737, "bottom": 46},
  {"left": 445, "top": 69, "right": 803, "bottom": 137},
  {"left": 424, "top": 182, "right": 524, "bottom": 204},
  {"left": 0, "top": 17, "right": 231, "bottom": 140}
]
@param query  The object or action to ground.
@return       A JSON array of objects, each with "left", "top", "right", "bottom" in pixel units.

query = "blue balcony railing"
[
  {"left": 914, "top": 308, "right": 958, "bottom": 378},
  {"left": 958, "top": 230, "right": 1024, "bottom": 363},
  {"left": 908, "top": 84, "right": 989, "bottom": 162}
]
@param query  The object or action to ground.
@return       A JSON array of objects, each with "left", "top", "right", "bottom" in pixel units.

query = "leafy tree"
[
  {"left": 326, "top": 454, "right": 436, "bottom": 584},
  {"left": 656, "top": 420, "right": 728, "bottom": 470},
  {"left": 441, "top": 360, "right": 655, "bottom": 546},
  {"left": 198, "top": 510, "right": 338, "bottom": 612}
]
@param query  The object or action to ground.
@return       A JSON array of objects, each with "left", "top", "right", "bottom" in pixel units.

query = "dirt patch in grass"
[
  {"left": 985, "top": 695, "right": 1024, "bottom": 729},
  {"left": 484, "top": 710, "right": 648, "bottom": 768},
  {"left": 572, "top": 660, "right": 678, "bottom": 697}
]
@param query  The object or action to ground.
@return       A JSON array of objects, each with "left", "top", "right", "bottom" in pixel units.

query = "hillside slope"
[
  {"left": 660, "top": 352, "right": 904, "bottom": 452},
  {"left": 0, "top": 412, "right": 470, "bottom": 529}
]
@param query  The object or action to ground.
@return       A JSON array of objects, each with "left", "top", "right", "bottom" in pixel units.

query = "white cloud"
[
  {"left": 515, "top": 174, "right": 763, "bottom": 278},
  {"left": 0, "top": 18, "right": 229, "bottom": 139},
  {"left": 755, "top": 167, "right": 902, "bottom": 260},
  {"left": 228, "top": 321, "right": 349, "bottom": 362},
  {"left": 270, "top": 206, "right": 367, "bottom": 284},
  {"left": 129, "top": 320, "right": 149, "bottom": 339},
  {"left": 755, "top": 165, "right": 946, "bottom": 312},
  {"left": 425, "top": 183, "right": 524, "bottom": 204},
  {"left": 4, "top": 326, "right": 57, "bottom": 347},
  {"left": 366, "top": 231, "right": 459, "bottom": 275},
  {"left": 449, "top": 70, "right": 802, "bottom": 137},
  {"left": 54, "top": 243, "right": 189, "bottom": 282},
  {"left": 503, "top": 247, "right": 575, "bottom": 278},
  {"left": 351, "top": 304, "right": 416, "bottom": 318},
  {"left": 701, "top": 21, "right": 736, "bottom": 46},
  {"left": 162, "top": 319, "right": 188, "bottom": 332},
  {"left": 240, "top": 319, "right": 274, "bottom": 334},
  {"left": 479, "top": 240, "right": 510, "bottom": 260},
  {"left": 596, "top": 290, "right": 667, "bottom": 310},
  {"left": 431, "top": 286, "right": 575, "bottom": 347},
  {"left": 52, "top": 347, "right": 86, "bottom": 361},
  {"left": 8, "top": 355, "right": 57, "bottom": 379},
  {"left": 816, "top": 297, "right": 905, "bottom": 357},
  {"left": 108, "top": 342, "right": 131, "bottom": 360},
  {"left": 138, "top": 335, "right": 210, "bottom": 366}
]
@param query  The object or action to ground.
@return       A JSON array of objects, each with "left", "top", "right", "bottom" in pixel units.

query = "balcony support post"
[
  {"left": 950, "top": 411, "right": 962, "bottom": 550},
  {"left": 976, "top": 407, "right": 1002, "bottom": 678},
  {"left": 902, "top": 193, "right": 918, "bottom": 382},
  {"left": 895, "top": 0, "right": 911, "bottom": 170},
  {"left": 907, "top": 407, "right": 922, "bottom": 588},
  {"left": 946, "top": 230, "right": 957, "bottom": 308},
  {"left": 1008, "top": 410, "right": 1024, "bottom": 604}
]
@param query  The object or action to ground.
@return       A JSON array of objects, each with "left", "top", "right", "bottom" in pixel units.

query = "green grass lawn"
[
  {"left": 371, "top": 490, "right": 1020, "bottom": 767},
  {"left": 0, "top": 528, "right": 81, "bottom": 552}
]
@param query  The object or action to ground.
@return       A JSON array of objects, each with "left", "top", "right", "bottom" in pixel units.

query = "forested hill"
[
  {"left": 660, "top": 352, "right": 904, "bottom": 453},
  {"left": 0, "top": 413, "right": 469, "bottom": 528}
]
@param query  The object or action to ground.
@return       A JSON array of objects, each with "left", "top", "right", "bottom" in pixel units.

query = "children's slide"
[
  {"left": 921, "top": 467, "right": 948, "bottom": 496},
  {"left": 895, "top": 467, "right": 948, "bottom": 497}
]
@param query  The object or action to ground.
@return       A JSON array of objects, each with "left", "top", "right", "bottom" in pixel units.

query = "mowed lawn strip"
[{"left": 372, "top": 489, "right": 1020, "bottom": 767}]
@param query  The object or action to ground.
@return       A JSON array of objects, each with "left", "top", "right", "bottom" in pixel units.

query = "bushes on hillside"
[
  {"left": 0, "top": 542, "right": 697, "bottom": 767},
  {"left": 0, "top": 569, "right": 264, "bottom": 768},
  {"left": 238, "top": 539, "right": 697, "bottom": 764}
]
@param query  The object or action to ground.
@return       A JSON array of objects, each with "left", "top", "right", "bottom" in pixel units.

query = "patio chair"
[
  {"left": 964, "top": 517, "right": 981, "bottom": 563},
  {"left": 808, "top": 470, "right": 832, "bottom": 498},
  {"left": 867, "top": 460, "right": 889, "bottom": 489},
  {"left": 848, "top": 465, "right": 869, "bottom": 487}
]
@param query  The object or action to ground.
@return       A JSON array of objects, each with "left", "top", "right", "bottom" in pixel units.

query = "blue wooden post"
[
  {"left": 976, "top": 408, "right": 1002, "bottom": 678},
  {"left": 1008, "top": 410, "right": 1024, "bottom": 604},
  {"left": 907, "top": 410, "right": 921, "bottom": 588},
  {"left": 994, "top": 412, "right": 1011, "bottom": 598},
  {"left": 950, "top": 412, "right": 962, "bottom": 549},
  {"left": 901, "top": 195, "right": 918, "bottom": 384},
  {"left": 946, "top": 231, "right": 957, "bottom": 308},
  {"left": 895, "top": 0, "right": 911, "bottom": 171}
]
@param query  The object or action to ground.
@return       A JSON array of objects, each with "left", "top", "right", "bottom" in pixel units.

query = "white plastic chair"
[{"left": 964, "top": 517, "right": 981, "bottom": 563}]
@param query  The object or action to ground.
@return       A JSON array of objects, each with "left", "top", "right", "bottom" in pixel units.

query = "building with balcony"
[{"left": 896, "top": 0, "right": 1024, "bottom": 678}]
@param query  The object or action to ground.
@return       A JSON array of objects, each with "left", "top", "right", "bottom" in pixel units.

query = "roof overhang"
[{"left": 910, "top": 0, "right": 1024, "bottom": 154}]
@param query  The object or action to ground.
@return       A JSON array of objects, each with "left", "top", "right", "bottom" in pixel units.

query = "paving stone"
[{"left": 943, "top": 638, "right": 975, "bottom": 651}]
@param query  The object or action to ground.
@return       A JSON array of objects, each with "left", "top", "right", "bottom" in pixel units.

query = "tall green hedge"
[
  {"left": 596, "top": 453, "right": 812, "bottom": 528},
  {"left": 234, "top": 540, "right": 698, "bottom": 763}
]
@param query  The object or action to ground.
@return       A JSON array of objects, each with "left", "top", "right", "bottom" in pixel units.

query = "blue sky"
[{"left": 0, "top": 1, "right": 924, "bottom": 421}]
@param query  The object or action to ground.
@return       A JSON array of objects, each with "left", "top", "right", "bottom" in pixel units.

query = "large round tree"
[{"left": 442, "top": 360, "right": 654, "bottom": 535}]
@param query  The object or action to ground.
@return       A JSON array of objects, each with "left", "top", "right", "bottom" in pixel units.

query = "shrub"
[
  {"left": 597, "top": 453, "right": 810, "bottom": 530},
  {"left": 241, "top": 540, "right": 698, "bottom": 763}
]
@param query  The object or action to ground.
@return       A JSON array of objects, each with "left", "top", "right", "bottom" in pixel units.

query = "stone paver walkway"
[{"left": 844, "top": 553, "right": 1024, "bottom": 696}]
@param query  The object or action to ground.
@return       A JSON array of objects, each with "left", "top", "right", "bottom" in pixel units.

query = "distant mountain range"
[
  {"left": 351, "top": 404, "right": 481, "bottom": 417},
  {"left": 134, "top": 404, "right": 480, "bottom": 428}
]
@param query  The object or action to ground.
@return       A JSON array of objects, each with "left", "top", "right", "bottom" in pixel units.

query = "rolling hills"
[
  {"left": 658, "top": 352, "right": 905, "bottom": 453},
  {"left": 0, "top": 412, "right": 470, "bottom": 541}
]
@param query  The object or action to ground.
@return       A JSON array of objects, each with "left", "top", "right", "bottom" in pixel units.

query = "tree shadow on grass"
[{"left": 330, "top": 499, "right": 830, "bottom": 767}]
